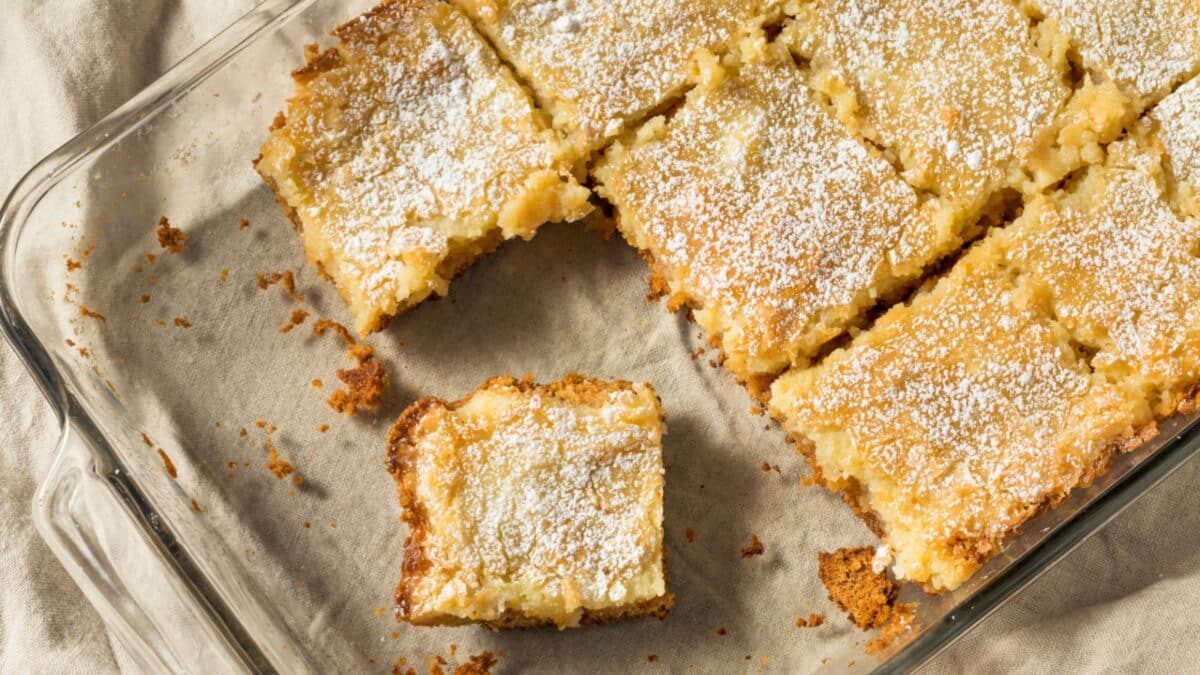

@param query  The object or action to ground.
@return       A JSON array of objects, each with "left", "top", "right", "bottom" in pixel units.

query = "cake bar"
[
  {"left": 452, "top": 0, "right": 782, "bottom": 153},
  {"left": 594, "top": 47, "right": 944, "bottom": 395},
  {"left": 255, "top": 0, "right": 591, "bottom": 336},
  {"left": 769, "top": 240, "right": 1145, "bottom": 591},
  {"left": 387, "top": 374, "right": 672, "bottom": 628}
]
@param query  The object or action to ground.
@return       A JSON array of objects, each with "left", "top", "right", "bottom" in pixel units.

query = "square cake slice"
[
  {"left": 783, "top": 0, "right": 1075, "bottom": 225},
  {"left": 769, "top": 241, "right": 1146, "bottom": 591},
  {"left": 1001, "top": 138, "right": 1200, "bottom": 414},
  {"left": 593, "top": 48, "right": 944, "bottom": 395},
  {"left": 386, "top": 374, "right": 672, "bottom": 628},
  {"left": 1147, "top": 75, "right": 1200, "bottom": 215},
  {"left": 1029, "top": 0, "right": 1200, "bottom": 107},
  {"left": 452, "top": 0, "right": 781, "bottom": 153},
  {"left": 255, "top": 0, "right": 592, "bottom": 336}
]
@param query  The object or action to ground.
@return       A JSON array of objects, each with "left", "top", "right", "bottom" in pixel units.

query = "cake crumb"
[
  {"left": 327, "top": 356, "right": 387, "bottom": 415},
  {"left": 454, "top": 651, "right": 497, "bottom": 675},
  {"left": 190, "top": 498, "right": 204, "bottom": 513},
  {"left": 238, "top": 217, "right": 250, "bottom": 230},
  {"left": 239, "top": 427, "right": 248, "bottom": 437},
  {"left": 817, "top": 547, "right": 898, "bottom": 630},
  {"left": 173, "top": 317, "right": 192, "bottom": 328},
  {"left": 254, "top": 419, "right": 267, "bottom": 428},
  {"left": 866, "top": 602, "right": 916, "bottom": 654},
  {"left": 716, "top": 627, "right": 727, "bottom": 635},
  {"left": 280, "top": 308, "right": 310, "bottom": 333},
  {"left": 79, "top": 305, "right": 106, "bottom": 322},
  {"left": 140, "top": 432, "right": 153, "bottom": 447},
  {"left": 647, "top": 655, "right": 658, "bottom": 663},
  {"left": 303, "top": 521, "right": 311, "bottom": 528},
  {"left": 313, "top": 318, "right": 355, "bottom": 346},
  {"left": 685, "top": 527, "right": 696, "bottom": 543},
  {"left": 220, "top": 268, "right": 229, "bottom": 283},
  {"left": 140, "top": 294, "right": 151, "bottom": 304},
  {"left": 66, "top": 257, "right": 82, "bottom": 271},
  {"left": 374, "top": 607, "right": 386, "bottom": 617},
  {"left": 264, "top": 436, "right": 295, "bottom": 480},
  {"left": 156, "top": 216, "right": 187, "bottom": 254},
  {"left": 740, "top": 534, "right": 764, "bottom": 558},
  {"left": 312, "top": 378, "right": 323, "bottom": 389},
  {"left": 796, "top": 612, "right": 825, "bottom": 628},
  {"left": 318, "top": 424, "right": 330, "bottom": 433},
  {"left": 157, "top": 448, "right": 177, "bottom": 479}
]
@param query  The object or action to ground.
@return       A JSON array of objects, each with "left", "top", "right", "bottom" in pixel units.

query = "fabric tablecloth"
[{"left": 2, "top": 2, "right": 1199, "bottom": 672}]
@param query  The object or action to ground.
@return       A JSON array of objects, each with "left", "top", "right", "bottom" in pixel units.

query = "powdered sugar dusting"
[
  {"left": 462, "top": 0, "right": 780, "bottom": 150},
  {"left": 1151, "top": 76, "right": 1200, "bottom": 196},
  {"left": 791, "top": 0, "right": 1068, "bottom": 215},
  {"left": 258, "top": 1, "right": 579, "bottom": 329},
  {"left": 1007, "top": 140, "right": 1200, "bottom": 390},
  {"left": 771, "top": 250, "right": 1137, "bottom": 589},
  {"left": 408, "top": 380, "right": 665, "bottom": 615},
  {"left": 598, "top": 56, "right": 937, "bottom": 377},
  {"left": 1037, "top": 0, "right": 1200, "bottom": 103}
]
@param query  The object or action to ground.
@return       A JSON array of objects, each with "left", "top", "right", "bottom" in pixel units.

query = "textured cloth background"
[{"left": 2, "top": 1, "right": 1199, "bottom": 673}]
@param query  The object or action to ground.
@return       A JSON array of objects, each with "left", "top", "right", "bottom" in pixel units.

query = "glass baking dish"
[{"left": 4, "top": 0, "right": 1199, "bottom": 672}]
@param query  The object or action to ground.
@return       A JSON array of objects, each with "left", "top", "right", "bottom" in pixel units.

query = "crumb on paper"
[
  {"left": 255, "top": 419, "right": 267, "bottom": 429},
  {"left": 257, "top": 270, "right": 303, "bottom": 302},
  {"left": 140, "top": 294, "right": 150, "bottom": 304},
  {"left": 79, "top": 305, "right": 106, "bottom": 322},
  {"left": 796, "top": 612, "right": 825, "bottom": 628},
  {"left": 818, "top": 547, "right": 898, "bottom": 630},
  {"left": 191, "top": 498, "right": 204, "bottom": 513},
  {"left": 173, "top": 317, "right": 192, "bottom": 328},
  {"left": 265, "top": 437, "right": 295, "bottom": 480},
  {"left": 238, "top": 217, "right": 250, "bottom": 230},
  {"left": 312, "top": 378, "right": 323, "bottom": 389},
  {"left": 685, "top": 527, "right": 695, "bottom": 543},
  {"left": 327, "top": 357, "right": 387, "bottom": 415},
  {"left": 740, "top": 534, "right": 764, "bottom": 558},
  {"left": 65, "top": 257, "right": 82, "bottom": 271},
  {"left": 280, "top": 308, "right": 310, "bottom": 333},
  {"left": 156, "top": 216, "right": 187, "bottom": 253},
  {"left": 239, "top": 427, "right": 248, "bottom": 437},
  {"left": 716, "top": 627, "right": 727, "bottom": 636},
  {"left": 157, "top": 448, "right": 177, "bottom": 479},
  {"left": 318, "top": 424, "right": 330, "bottom": 433},
  {"left": 220, "top": 268, "right": 229, "bottom": 283},
  {"left": 646, "top": 655, "right": 658, "bottom": 663},
  {"left": 141, "top": 432, "right": 153, "bottom": 447},
  {"left": 303, "top": 521, "right": 311, "bottom": 528},
  {"left": 313, "top": 318, "right": 356, "bottom": 346}
]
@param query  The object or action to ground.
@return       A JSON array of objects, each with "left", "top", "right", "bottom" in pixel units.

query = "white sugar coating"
[
  {"left": 1150, "top": 76, "right": 1200, "bottom": 204},
  {"left": 1003, "top": 139, "right": 1200, "bottom": 409},
  {"left": 454, "top": 0, "right": 782, "bottom": 152},
  {"left": 785, "top": 0, "right": 1069, "bottom": 221},
  {"left": 256, "top": 0, "right": 590, "bottom": 335},
  {"left": 769, "top": 243, "right": 1143, "bottom": 591},
  {"left": 398, "top": 378, "right": 667, "bottom": 625},
  {"left": 1033, "top": 0, "right": 1200, "bottom": 104},
  {"left": 595, "top": 53, "right": 944, "bottom": 383}
]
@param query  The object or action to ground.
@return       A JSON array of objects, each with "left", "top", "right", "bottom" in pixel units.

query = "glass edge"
[
  {"left": 0, "top": 1, "right": 319, "bottom": 672},
  {"left": 876, "top": 421, "right": 1200, "bottom": 674}
]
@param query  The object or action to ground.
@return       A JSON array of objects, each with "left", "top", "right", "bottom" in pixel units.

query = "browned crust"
[
  {"left": 386, "top": 373, "right": 670, "bottom": 627},
  {"left": 625, "top": 240, "right": 781, "bottom": 404},
  {"left": 780, "top": 394, "right": 1191, "bottom": 593}
]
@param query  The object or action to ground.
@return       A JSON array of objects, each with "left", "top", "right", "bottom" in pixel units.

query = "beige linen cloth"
[{"left": 2, "top": 2, "right": 1200, "bottom": 673}]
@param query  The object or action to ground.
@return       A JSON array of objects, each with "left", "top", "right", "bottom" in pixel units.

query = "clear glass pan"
[{"left": 3, "top": 1, "right": 1198, "bottom": 672}]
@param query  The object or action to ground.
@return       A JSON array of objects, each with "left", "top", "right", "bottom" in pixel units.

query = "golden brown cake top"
[
  {"left": 388, "top": 375, "right": 668, "bottom": 626},
  {"left": 1033, "top": 0, "right": 1200, "bottom": 104},
  {"left": 454, "top": 0, "right": 781, "bottom": 152},
  {"left": 595, "top": 51, "right": 937, "bottom": 380},
  {"left": 770, "top": 243, "right": 1143, "bottom": 590},
  {"left": 786, "top": 0, "right": 1069, "bottom": 215},
  {"left": 1002, "top": 140, "right": 1200, "bottom": 407},
  {"left": 255, "top": 0, "right": 588, "bottom": 334}
]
